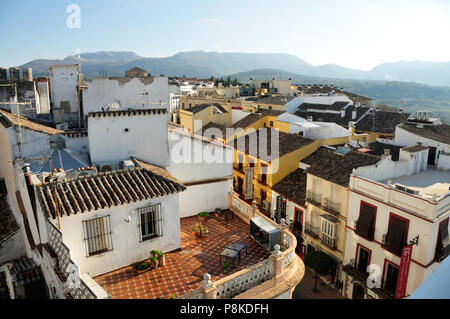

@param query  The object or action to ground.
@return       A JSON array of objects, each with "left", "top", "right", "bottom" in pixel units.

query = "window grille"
[
  {"left": 138, "top": 203, "right": 163, "bottom": 242},
  {"left": 82, "top": 216, "right": 113, "bottom": 257}
]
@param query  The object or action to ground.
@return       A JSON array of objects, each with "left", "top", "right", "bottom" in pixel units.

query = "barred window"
[
  {"left": 82, "top": 216, "right": 113, "bottom": 257},
  {"left": 138, "top": 204, "right": 163, "bottom": 242}
]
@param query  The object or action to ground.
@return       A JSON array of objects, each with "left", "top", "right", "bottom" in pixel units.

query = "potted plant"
[
  {"left": 197, "top": 211, "right": 209, "bottom": 221},
  {"left": 201, "top": 226, "right": 209, "bottom": 235},
  {"left": 222, "top": 261, "right": 230, "bottom": 271},
  {"left": 214, "top": 208, "right": 221, "bottom": 217},
  {"left": 149, "top": 255, "right": 159, "bottom": 269},
  {"left": 133, "top": 261, "right": 151, "bottom": 274},
  {"left": 192, "top": 224, "right": 201, "bottom": 237},
  {"left": 150, "top": 249, "right": 165, "bottom": 267}
]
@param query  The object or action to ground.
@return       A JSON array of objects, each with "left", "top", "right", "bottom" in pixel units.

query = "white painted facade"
[
  {"left": 271, "top": 189, "right": 306, "bottom": 230},
  {"left": 49, "top": 65, "right": 80, "bottom": 113},
  {"left": 43, "top": 194, "right": 180, "bottom": 277},
  {"left": 88, "top": 112, "right": 169, "bottom": 167},
  {"left": 394, "top": 125, "right": 450, "bottom": 169},
  {"left": 168, "top": 128, "right": 233, "bottom": 218},
  {"left": 343, "top": 153, "right": 450, "bottom": 299},
  {"left": 36, "top": 79, "right": 50, "bottom": 114},
  {"left": 82, "top": 76, "right": 169, "bottom": 113}
]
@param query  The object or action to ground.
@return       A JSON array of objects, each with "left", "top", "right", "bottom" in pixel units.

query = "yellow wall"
[{"left": 304, "top": 174, "right": 349, "bottom": 281}]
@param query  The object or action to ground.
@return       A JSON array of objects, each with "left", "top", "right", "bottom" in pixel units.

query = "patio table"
[
  {"left": 220, "top": 248, "right": 239, "bottom": 268},
  {"left": 226, "top": 242, "right": 248, "bottom": 262}
]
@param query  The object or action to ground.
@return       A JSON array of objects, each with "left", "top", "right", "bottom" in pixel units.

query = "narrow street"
[{"left": 293, "top": 267, "right": 346, "bottom": 299}]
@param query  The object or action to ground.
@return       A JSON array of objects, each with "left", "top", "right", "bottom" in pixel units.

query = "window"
[
  {"left": 270, "top": 121, "right": 274, "bottom": 127},
  {"left": 83, "top": 216, "right": 113, "bottom": 256},
  {"left": 356, "top": 244, "right": 371, "bottom": 275},
  {"left": 355, "top": 202, "right": 376, "bottom": 241},
  {"left": 384, "top": 214, "right": 409, "bottom": 256},
  {"left": 435, "top": 218, "right": 450, "bottom": 262},
  {"left": 261, "top": 164, "right": 268, "bottom": 184},
  {"left": 124, "top": 128, "right": 129, "bottom": 133},
  {"left": 320, "top": 214, "right": 338, "bottom": 249},
  {"left": 249, "top": 158, "right": 255, "bottom": 168},
  {"left": 138, "top": 204, "right": 163, "bottom": 241},
  {"left": 383, "top": 261, "right": 399, "bottom": 296},
  {"left": 293, "top": 207, "right": 303, "bottom": 233},
  {"left": 238, "top": 154, "right": 244, "bottom": 171}
]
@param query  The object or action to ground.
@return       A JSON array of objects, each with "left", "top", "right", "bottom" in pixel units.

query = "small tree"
[
  {"left": 226, "top": 76, "right": 231, "bottom": 87},
  {"left": 303, "top": 250, "right": 332, "bottom": 292},
  {"left": 232, "top": 77, "right": 239, "bottom": 86}
]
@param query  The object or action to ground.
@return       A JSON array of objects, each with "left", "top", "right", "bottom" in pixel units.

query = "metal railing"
[
  {"left": 323, "top": 198, "right": 341, "bottom": 215},
  {"left": 320, "top": 233, "right": 337, "bottom": 250},
  {"left": 305, "top": 222, "right": 320, "bottom": 239},
  {"left": 306, "top": 191, "right": 322, "bottom": 206}
]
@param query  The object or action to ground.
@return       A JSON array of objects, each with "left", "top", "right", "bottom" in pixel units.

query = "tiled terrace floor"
[{"left": 94, "top": 213, "right": 268, "bottom": 299}]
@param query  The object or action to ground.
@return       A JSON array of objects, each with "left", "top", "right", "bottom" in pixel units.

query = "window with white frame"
[
  {"left": 82, "top": 216, "right": 113, "bottom": 256},
  {"left": 320, "top": 214, "right": 338, "bottom": 249},
  {"left": 138, "top": 203, "right": 163, "bottom": 241}
]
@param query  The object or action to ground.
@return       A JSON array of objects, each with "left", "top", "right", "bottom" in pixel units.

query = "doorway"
[
  {"left": 352, "top": 283, "right": 365, "bottom": 299},
  {"left": 428, "top": 146, "right": 437, "bottom": 165}
]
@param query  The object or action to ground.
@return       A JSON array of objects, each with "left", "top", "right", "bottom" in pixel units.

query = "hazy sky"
[{"left": 1, "top": 0, "right": 449, "bottom": 70}]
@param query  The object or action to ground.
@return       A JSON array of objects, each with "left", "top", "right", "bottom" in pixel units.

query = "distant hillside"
[
  {"left": 229, "top": 68, "right": 450, "bottom": 122},
  {"left": 16, "top": 50, "right": 450, "bottom": 86}
]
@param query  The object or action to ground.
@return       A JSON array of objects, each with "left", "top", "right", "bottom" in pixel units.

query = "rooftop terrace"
[
  {"left": 380, "top": 168, "right": 450, "bottom": 199},
  {"left": 94, "top": 214, "right": 268, "bottom": 299}
]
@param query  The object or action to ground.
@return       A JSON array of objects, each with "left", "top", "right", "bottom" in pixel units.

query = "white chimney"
[{"left": 352, "top": 109, "right": 357, "bottom": 120}]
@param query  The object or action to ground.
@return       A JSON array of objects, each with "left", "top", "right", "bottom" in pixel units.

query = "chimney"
[
  {"left": 384, "top": 149, "right": 391, "bottom": 156},
  {"left": 341, "top": 109, "right": 346, "bottom": 118},
  {"left": 352, "top": 109, "right": 357, "bottom": 120}
]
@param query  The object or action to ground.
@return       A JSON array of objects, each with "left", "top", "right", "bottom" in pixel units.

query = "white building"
[
  {"left": 167, "top": 124, "right": 233, "bottom": 218},
  {"left": 82, "top": 71, "right": 169, "bottom": 114},
  {"left": 36, "top": 78, "right": 50, "bottom": 114},
  {"left": 87, "top": 108, "right": 169, "bottom": 168},
  {"left": 49, "top": 64, "right": 81, "bottom": 113},
  {"left": 276, "top": 112, "right": 351, "bottom": 139},
  {"left": 392, "top": 113, "right": 450, "bottom": 169},
  {"left": 342, "top": 146, "right": 450, "bottom": 299}
]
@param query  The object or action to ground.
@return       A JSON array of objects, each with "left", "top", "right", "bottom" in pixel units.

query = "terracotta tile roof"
[
  {"left": 131, "top": 157, "right": 184, "bottom": 186},
  {"left": 37, "top": 167, "right": 186, "bottom": 219},
  {"left": 194, "top": 122, "right": 227, "bottom": 137},
  {"left": 0, "top": 196, "right": 20, "bottom": 243},
  {"left": 398, "top": 123, "right": 450, "bottom": 145},
  {"left": 355, "top": 110, "right": 410, "bottom": 134},
  {"left": 0, "top": 109, "right": 63, "bottom": 135},
  {"left": 304, "top": 147, "right": 381, "bottom": 187},
  {"left": 227, "top": 128, "right": 315, "bottom": 162},
  {"left": 231, "top": 109, "right": 285, "bottom": 130},
  {"left": 88, "top": 108, "right": 167, "bottom": 118},
  {"left": 272, "top": 169, "right": 307, "bottom": 206}
]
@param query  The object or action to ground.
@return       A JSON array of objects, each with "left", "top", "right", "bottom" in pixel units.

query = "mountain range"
[
  {"left": 15, "top": 51, "right": 450, "bottom": 122},
  {"left": 18, "top": 50, "right": 450, "bottom": 87}
]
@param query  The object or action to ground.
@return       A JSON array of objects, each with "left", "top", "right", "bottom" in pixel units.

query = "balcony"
[
  {"left": 322, "top": 198, "right": 341, "bottom": 216},
  {"left": 304, "top": 222, "right": 320, "bottom": 239},
  {"left": 320, "top": 233, "right": 337, "bottom": 251},
  {"left": 306, "top": 191, "right": 322, "bottom": 207},
  {"left": 343, "top": 263, "right": 394, "bottom": 299}
]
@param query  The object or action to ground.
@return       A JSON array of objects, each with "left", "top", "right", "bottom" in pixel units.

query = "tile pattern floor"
[{"left": 94, "top": 213, "right": 268, "bottom": 299}]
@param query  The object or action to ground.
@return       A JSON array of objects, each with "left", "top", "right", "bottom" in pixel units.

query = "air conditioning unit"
[{"left": 121, "top": 160, "right": 135, "bottom": 170}]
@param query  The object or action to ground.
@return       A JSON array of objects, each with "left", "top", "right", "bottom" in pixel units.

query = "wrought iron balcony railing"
[
  {"left": 323, "top": 198, "right": 341, "bottom": 215},
  {"left": 306, "top": 191, "right": 322, "bottom": 206},
  {"left": 304, "top": 222, "right": 320, "bottom": 239}
]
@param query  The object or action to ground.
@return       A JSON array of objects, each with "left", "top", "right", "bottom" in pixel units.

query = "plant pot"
[
  {"left": 150, "top": 260, "right": 159, "bottom": 269},
  {"left": 198, "top": 216, "right": 207, "bottom": 221},
  {"left": 158, "top": 254, "right": 166, "bottom": 267},
  {"left": 192, "top": 231, "right": 200, "bottom": 237}
]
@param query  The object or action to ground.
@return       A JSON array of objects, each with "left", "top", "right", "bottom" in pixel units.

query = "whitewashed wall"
[
  {"left": 271, "top": 190, "right": 306, "bottom": 227},
  {"left": 49, "top": 66, "right": 79, "bottom": 112},
  {"left": 179, "top": 180, "right": 231, "bottom": 218},
  {"left": 394, "top": 126, "right": 450, "bottom": 165},
  {"left": 88, "top": 113, "right": 169, "bottom": 167},
  {"left": 82, "top": 76, "right": 169, "bottom": 113},
  {"left": 49, "top": 194, "right": 180, "bottom": 277},
  {"left": 345, "top": 179, "right": 447, "bottom": 297}
]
